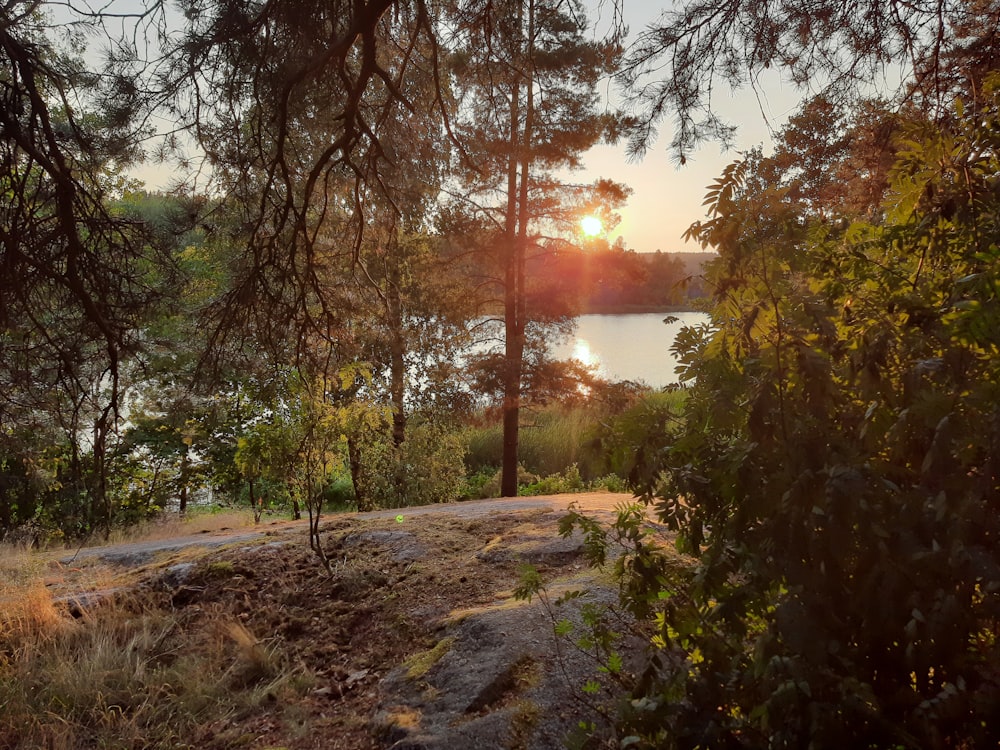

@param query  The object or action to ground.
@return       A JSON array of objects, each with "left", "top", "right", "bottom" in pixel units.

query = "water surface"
[{"left": 550, "top": 312, "right": 710, "bottom": 388}]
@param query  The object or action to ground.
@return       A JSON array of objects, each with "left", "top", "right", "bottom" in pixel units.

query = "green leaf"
[
  {"left": 513, "top": 564, "right": 542, "bottom": 602},
  {"left": 606, "top": 651, "right": 623, "bottom": 674}
]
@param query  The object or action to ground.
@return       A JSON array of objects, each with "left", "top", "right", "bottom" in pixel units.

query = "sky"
[
  {"left": 573, "top": 106, "right": 788, "bottom": 255},
  {"left": 127, "top": 0, "right": 810, "bottom": 255},
  {"left": 572, "top": 1, "right": 807, "bottom": 254}
]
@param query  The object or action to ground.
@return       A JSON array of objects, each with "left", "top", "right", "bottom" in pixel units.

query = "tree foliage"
[
  {"left": 0, "top": 3, "right": 155, "bottom": 369},
  {"left": 582, "top": 83, "right": 1000, "bottom": 749},
  {"left": 619, "top": 0, "right": 1000, "bottom": 162},
  {"left": 0, "top": 4, "right": 183, "bottom": 535}
]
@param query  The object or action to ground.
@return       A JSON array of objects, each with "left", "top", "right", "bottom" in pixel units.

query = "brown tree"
[{"left": 446, "top": 0, "right": 623, "bottom": 495}]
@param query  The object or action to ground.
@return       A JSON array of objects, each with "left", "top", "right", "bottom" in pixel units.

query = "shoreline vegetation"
[
  {"left": 471, "top": 251, "right": 715, "bottom": 317},
  {"left": 2, "top": 387, "right": 686, "bottom": 550},
  {"left": 574, "top": 302, "right": 708, "bottom": 315}
]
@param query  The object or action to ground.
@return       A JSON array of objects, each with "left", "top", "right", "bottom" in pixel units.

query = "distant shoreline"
[{"left": 575, "top": 303, "right": 709, "bottom": 315}]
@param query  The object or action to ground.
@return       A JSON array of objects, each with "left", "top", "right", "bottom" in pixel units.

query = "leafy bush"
[
  {"left": 474, "top": 464, "right": 539, "bottom": 499},
  {"left": 577, "top": 91, "right": 1000, "bottom": 749},
  {"left": 581, "top": 389, "right": 687, "bottom": 489},
  {"left": 471, "top": 464, "right": 626, "bottom": 498},
  {"left": 0, "top": 439, "right": 170, "bottom": 543},
  {"left": 356, "top": 420, "right": 467, "bottom": 508},
  {"left": 521, "top": 464, "right": 585, "bottom": 495},
  {"left": 586, "top": 473, "right": 628, "bottom": 493},
  {"left": 320, "top": 474, "right": 357, "bottom": 511},
  {"left": 458, "top": 466, "right": 497, "bottom": 500}
]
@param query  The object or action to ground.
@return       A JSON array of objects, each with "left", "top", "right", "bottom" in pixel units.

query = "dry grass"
[
  {"left": 0, "top": 501, "right": 616, "bottom": 748},
  {"left": 0, "top": 579, "right": 68, "bottom": 663},
  {"left": 0, "top": 545, "right": 69, "bottom": 658},
  {"left": 105, "top": 508, "right": 257, "bottom": 545},
  {"left": 0, "top": 540, "right": 43, "bottom": 584},
  {"left": 0, "top": 552, "right": 299, "bottom": 750},
  {"left": 217, "top": 619, "right": 279, "bottom": 687}
]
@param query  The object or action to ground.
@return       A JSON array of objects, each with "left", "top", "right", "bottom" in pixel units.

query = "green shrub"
[
  {"left": 521, "top": 464, "right": 585, "bottom": 496},
  {"left": 458, "top": 466, "right": 497, "bottom": 500},
  {"left": 581, "top": 389, "right": 687, "bottom": 488},
  {"left": 321, "top": 474, "right": 356, "bottom": 511},
  {"left": 586, "top": 473, "right": 628, "bottom": 493},
  {"left": 356, "top": 420, "right": 466, "bottom": 508},
  {"left": 582, "top": 99, "right": 1000, "bottom": 749},
  {"left": 475, "top": 465, "right": 539, "bottom": 499}
]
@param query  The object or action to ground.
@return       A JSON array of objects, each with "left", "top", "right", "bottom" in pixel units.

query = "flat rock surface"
[{"left": 36, "top": 492, "right": 670, "bottom": 749}]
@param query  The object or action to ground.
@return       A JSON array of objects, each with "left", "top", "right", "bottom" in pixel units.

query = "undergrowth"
[
  {"left": 103, "top": 508, "right": 257, "bottom": 546},
  {"left": 0, "top": 565, "right": 304, "bottom": 750}
]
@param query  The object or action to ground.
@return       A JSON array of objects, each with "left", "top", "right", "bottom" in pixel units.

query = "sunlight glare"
[
  {"left": 571, "top": 339, "right": 599, "bottom": 396},
  {"left": 572, "top": 339, "right": 598, "bottom": 368},
  {"left": 580, "top": 215, "right": 603, "bottom": 238}
]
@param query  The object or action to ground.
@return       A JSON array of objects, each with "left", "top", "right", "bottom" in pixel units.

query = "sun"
[{"left": 579, "top": 215, "right": 603, "bottom": 238}]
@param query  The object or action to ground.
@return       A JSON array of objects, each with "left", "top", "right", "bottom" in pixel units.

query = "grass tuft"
[
  {"left": 0, "top": 547, "right": 71, "bottom": 661},
  {"left": 0, "top": 579, "right": 295, "bottom": 749},
  {"left": 219, "top": 619, "right": 277, "bottom": 686},
  {"left": 104, "top": 508, "right": 257, "bottom": 546},
  {"left": 404, "top": 636, "right": 456, "bottom": 679}
]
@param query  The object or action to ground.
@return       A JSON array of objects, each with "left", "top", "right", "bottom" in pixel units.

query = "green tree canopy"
[{"left": 588, "top": 81, "right": 1000, "bottom": 750}]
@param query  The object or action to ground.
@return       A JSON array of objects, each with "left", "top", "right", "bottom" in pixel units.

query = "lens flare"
[{"left": 580, "top": 215, "right": 603, "bottom": 238}]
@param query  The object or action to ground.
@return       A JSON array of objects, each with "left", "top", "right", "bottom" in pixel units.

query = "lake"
[{"left": 549, "top": 312, "right": 710, "bottom": 388}]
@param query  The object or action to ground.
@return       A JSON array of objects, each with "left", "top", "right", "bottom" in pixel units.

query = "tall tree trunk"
[
  {"left": 387, "top": 247, "right": 407, "bottom": 449},
  {"left": 91, "top": 404, "right": 113, "bottom": 538},
  {"left": 500, "top": 63, "right": 524, "bottom": 498},
  {"left": 249, "top": 476, "right": 260, "bottom": 523},
  {"left": 347, "top": 435, "right": 371, "bottom": 511},
  {"left": 501, "top": 0, "right": 534, "bottom": 498},
  {"left": 178, "top": 451, "right": 190, "bottom": 516}
]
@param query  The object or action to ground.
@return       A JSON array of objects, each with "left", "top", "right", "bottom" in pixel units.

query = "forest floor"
[{"left": 14, "top": 493, "right": 679, "bottom": 750}]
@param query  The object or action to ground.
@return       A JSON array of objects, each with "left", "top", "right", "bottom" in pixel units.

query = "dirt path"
[{"left": 59, "top": 492, "right": 635, "bottom": 567}]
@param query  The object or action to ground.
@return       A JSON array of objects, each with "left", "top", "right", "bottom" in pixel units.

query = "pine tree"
[{"left": 447, "top": 0, "right": 622, "bottom": 495}]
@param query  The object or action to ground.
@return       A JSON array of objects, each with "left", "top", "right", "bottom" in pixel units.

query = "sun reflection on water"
[{"left": 571, "top": 339, "right": 599, "bottom": 369}]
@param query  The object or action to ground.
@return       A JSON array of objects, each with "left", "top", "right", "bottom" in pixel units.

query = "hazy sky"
[
  {"left": 574, "top": 1, "right": 806, "bottom": 254},
  {"left": 574, "top": 98, "right": 792, "bottom": 255},
  {"left": 128, "top": 1, "right": 810, "bottom": 254}
]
